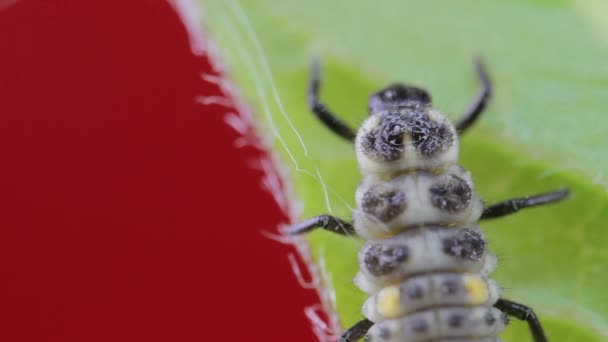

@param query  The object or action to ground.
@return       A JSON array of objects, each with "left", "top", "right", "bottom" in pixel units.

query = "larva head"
[
  {"left": 357, "top": 84, "right": 458, "bottom": 175},
  {"left": 368, "top": 83, "right": 432, "bottom": 114}
]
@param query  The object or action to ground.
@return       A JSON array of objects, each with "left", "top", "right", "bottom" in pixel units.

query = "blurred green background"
[{"left": 201, "top": 1, "right": 608, "bottom": 341}]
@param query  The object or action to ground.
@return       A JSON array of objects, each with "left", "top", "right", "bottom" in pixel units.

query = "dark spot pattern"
[
  {"left": 448, "top": 313, "right": 465, "bottom": 328},
  {"left": 362, "top": 187, "right": 406, "bottom": 222},
  {"left": 405, "top": 283, "right": 424, "bottom": 300},
  {"left": 406, "top": 111, "right": 454, "bottom": 156},
  {"left": 429, "top": 175, "right": 472, "bottom": 212},
  {"left": 379, "top": 325, "right": 391, "bottom": 339},
  {"left": 440, "top": 277, "right": 460, "bottom": 296},
  {"left": 361, "top": 108, "right": 454, "bottom": 161},
  {"left": 411, "top": 317, "right": 429, "bottom": 333},
  {"left": 442, "top": 229, "right": 486, "bottom": 261},
  {"left": 485, "top": 310, "right": 497, "bottom": 326},
  {"left": 363, "top": 243, "right": 409, "bottom": 277},
  {"left": 362, "top": 113, "right": 406, "bottom": 161}
]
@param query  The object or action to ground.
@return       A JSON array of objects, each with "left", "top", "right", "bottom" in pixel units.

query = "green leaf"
[{"left": 200, "top": 0, "right": 608, "bottom": 340}]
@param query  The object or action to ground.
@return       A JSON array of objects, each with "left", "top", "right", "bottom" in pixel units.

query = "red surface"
[{"left": 0, "top": 1, "right": 319, "bottom": 341}]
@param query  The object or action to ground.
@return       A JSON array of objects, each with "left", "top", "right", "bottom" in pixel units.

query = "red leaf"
[{"left": 0, "top": 1, "right": 319, "bottom": 340}]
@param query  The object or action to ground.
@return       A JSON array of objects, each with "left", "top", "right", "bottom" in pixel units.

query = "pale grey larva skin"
[
  {"left": 362, "top": 272, "right": 501, "bottom": 321},
  {"left": 353, "top": 165, "right": 484, "bottom": 240},
  {"left": 351, "top": 104, "right": 507, "bottom": 341},
  {"left": 353, "top": 227, "right": 498, "bottom": 294},
  {"left": 366, "top": 307, "right": 506, "bottom": 342}
]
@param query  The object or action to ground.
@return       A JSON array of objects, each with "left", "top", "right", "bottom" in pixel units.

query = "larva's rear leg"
[
  {"left": 495, "top": 298, "right": 548, "bottom": 342},
  {"left": 308, "top": 59, "right": 357, "bottom": 142},
  {"left": 481, "top": 188, "right": 569, "bottom": 220},
  {"left": 338, "top": 318, "right": 374, "bottom": 342},
  {"left": 455, "top": 58, "right": 492, "bottom": 134},
  {"left": 283, "top": 214, "right": 356, "bottom": 236}
]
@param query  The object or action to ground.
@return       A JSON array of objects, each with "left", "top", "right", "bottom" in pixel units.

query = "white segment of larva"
[
  {"left": 353, "top": 165, "right": 484, "bottom": 239},
  {"left": 365, "top": 306, "right": 507, "bottom": 342},
  {"left": 353, "top": 226, "right": 498, "bottom": 294},
  {"left": 361, "top": 273, "right": 502, "bottom": 321}
]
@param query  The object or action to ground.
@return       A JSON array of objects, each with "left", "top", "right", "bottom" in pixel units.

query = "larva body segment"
[
  {"left": 353, "top": 165, "right": 484, "bottom": 240},
  {"left": 365, "top": 306, "right": 507, "bottom": 342}
]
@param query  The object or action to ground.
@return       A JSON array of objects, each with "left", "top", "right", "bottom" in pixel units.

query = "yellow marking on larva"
[
  {"left": 463, "top": 274, "right": 489, "bottom": 304},
  {"left": 377, "top": 285, "right": 402, "bottom": 318}
]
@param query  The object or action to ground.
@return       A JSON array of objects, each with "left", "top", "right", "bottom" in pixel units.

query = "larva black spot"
[
  {"left": 405, "top": 282, "right": 424, "bottom": 300},
  {"left": 429, "top": 175, "right": 472, "bottom": 212},
  {"left": 485, "top": 310, "right": 497, "bottom": 326},
  {"left": 362, "top": 186, "right": 406, "bottom": 222},
  {"left": 448, "top": 312, "right": 466, "bottom": 328},
  {"left": 363, "top": 243, "right": 409, "bottom": 277},
  {"left": 440, "top": 277, "right": 460, "bottom": 296},
  {"left": 405, "top": 112, "right": 454, "bottom": 157},
  {"left": 379, "top": 325, "right": 391, "bottom": 339},
  {"left": 442, "top": 228, "right": 486, "bottom": 261},
  {"left": 411, "top": 316, "right": 429, "bottom": 333},
  {"left": 362, "top": 114, "right": 406, "bottom": 161}
]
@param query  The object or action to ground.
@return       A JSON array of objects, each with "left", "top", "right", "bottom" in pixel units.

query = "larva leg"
[
  {"left": 283, "top": 214, "right": 355, "bottom": 236},
  {"left": 338, "top": 318, "right": 374, "bottom": 342},
  {"left": 308, "top": 59, "right": 357, "bottom": 142},
  {"left": 455, "top": 58, "right": 492, "bottom": 134},
  {"left": 494, "top": 298, "right": 548, "bottom": 342},
  {"left": 481, "top": 189, "right": 569, "bottom": 220}
]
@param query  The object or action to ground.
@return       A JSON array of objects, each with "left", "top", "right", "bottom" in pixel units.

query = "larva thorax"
[
  {"left": 356, "top": 84, "right": 459, "bottom": 177},
  {"left": 351, "top": 84, "right": 505, "bottom": 341}
]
